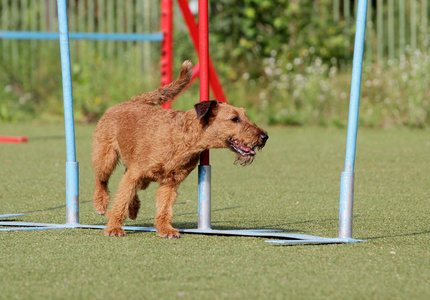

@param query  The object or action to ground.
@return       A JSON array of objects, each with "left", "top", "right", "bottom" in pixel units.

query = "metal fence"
[
  {"left": 330, "top": 0, "right": 429, "bottom": 61},
  {"left": 359, "top": 0, "right": 428, "bottom": 61},
  {"left": 0, "top": 0, "right": 162, "bottom": 90}
]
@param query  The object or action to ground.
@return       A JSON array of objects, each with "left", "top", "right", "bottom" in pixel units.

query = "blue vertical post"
[
  {"left": 338, "top": 0, "right": 368, "bottom": 239},
  {"left": 57, "top": 0, "right": 79, "bottom": 225}
]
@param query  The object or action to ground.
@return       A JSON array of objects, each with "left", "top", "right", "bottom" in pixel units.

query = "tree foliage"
[{"left": 209, "top": 0, "right": 353, "bottom": 78}]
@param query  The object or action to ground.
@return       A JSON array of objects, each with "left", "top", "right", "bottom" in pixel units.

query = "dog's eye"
[{"left": 231, "top": 117, "right": 240, "bottom": 123}]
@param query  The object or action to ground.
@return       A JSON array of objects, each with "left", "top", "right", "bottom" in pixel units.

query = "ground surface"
[{"left": 1, "top": 123, "right": 429, "bottom": 299}]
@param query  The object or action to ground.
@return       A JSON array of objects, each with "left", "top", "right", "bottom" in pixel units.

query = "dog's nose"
[{"left": 260, "top": 133, "right": 269, "bottom": 143}]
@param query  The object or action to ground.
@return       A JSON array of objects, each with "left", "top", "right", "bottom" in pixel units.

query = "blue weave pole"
[
  {"left": 0, "top": 31, "right": 164, "bottom": 42},
  {"left": 338, "top": 0, "right": 368, "bottom": 239},
  {"left": 57, "top": 0, "right": 79, "bottom": 225}
]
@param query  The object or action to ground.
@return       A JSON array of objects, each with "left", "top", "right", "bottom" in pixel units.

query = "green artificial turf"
[{"left": 1, "top": 123, "right": 429, "bottom": 299}]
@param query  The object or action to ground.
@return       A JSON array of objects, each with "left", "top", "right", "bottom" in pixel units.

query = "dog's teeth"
[{"left": 230, "top": 139, "right": 255, "bottom": 156}]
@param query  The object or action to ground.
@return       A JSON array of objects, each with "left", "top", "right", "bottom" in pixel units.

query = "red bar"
[
  {"left": 177, "top": 0, "right": 227, "bottom": 103},
  {"left": 0, "top": 136, "right": 28, "bottom": 143},
  {"left": 199, "top": 0, "right": 209, "bottom": 103},
  {"left": 198, "top": 0, "right": 210, "bottom": 165},
  {"left": 160, "top": 0, "right": 173, "bottom": 109}
]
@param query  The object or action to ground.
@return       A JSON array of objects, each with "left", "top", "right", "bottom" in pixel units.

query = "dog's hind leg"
[
  {"left": 105, "top": 170, "right": 139, "bottom": 237},
  {"left": 128, "top": 181, "right": 150, "bottom": 220},
  {"left": 92, "top": 142, "right": 119, "bottom": 215},
  {"left": 154, "top": 182, "right": 180, "bottom": 239}
]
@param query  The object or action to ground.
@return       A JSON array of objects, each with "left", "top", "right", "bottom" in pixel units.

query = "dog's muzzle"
[
  {"left": 229, "top": 133, "right": 268, "bottom": 157},
  {"left": 229, "top": 139, "right": 256, "bottom": 156}
]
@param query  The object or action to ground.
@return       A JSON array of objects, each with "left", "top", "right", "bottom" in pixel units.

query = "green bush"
[
  {"left": 208, "top": 0, "right": 353, "bottom": 81},
  {"left": 226, "top": 47, "right": 429, "bottom": 128},
  {"left": 359, "top": 49, "right": 430, "bottom": 128}
]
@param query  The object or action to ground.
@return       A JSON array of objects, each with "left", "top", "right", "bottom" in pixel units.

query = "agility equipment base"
[
  {"left": 0, "top": 0, "right": 368, "bottom": 245},
  {"left": 0, "top": 214, "right": 362, "bottom": 245}
]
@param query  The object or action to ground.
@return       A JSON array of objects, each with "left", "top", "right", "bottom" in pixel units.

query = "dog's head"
[{"left": 194, "top": 100, "right": 268, "bottom": 166}]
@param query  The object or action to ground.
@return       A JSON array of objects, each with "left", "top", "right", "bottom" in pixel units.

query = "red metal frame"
[
  {"left": 159, "top": 0, "right": 229, "bottom": 164},
  {"left": 177, "top": 0, "right": 227, "bottom": 103},
  {"left": 159, "top": 0, "right": 227, "bottom": 107}
]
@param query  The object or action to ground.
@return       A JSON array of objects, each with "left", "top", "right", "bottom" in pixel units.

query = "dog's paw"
[
  {"left": 104, "top": 227, "right": 126, "bottom": 237},
  {"left": 95, "top": 207, "right": 107, "bottom": 215},
  {"left": 93, "top": 201, "right": 108, "bottom": 215},
  {"left": 93, "top": 190, "right": 110, "bottom": 215},
  {"left": 157, "top": 227, "right": 181, "bottom": 239}
]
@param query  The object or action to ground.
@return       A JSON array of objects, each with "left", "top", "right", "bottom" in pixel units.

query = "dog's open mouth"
[{"left": 228, "top": 138, "right": 256, "bottom": 156}]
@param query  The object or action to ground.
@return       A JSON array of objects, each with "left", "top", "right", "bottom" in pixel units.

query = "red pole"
[
  {"left": 199, "top": 0, "right": 210, "bottom": 165},
  {"left": 160, "top": 0, "right": 173, "bottom": 109},
  {"left": 199, "top": 1, "right": 210, "bottom": 102},
  {"left": 177, "top": 0, "right": 227, "bottom": 103}
]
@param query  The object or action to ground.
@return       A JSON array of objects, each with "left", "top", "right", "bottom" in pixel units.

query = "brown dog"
[{"left": 92, "top": 60, "right": 268, "bottom": 238}]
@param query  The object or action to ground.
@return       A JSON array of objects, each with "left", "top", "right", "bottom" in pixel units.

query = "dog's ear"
[{"left": 194, "top": 100, "right": 219, "bottom": 120}]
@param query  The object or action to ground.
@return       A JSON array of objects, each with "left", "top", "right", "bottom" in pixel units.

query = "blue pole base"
[
  {"left": 198, "top": 165, "right": 211, "bottom": 230},
  {"left": 66, "top": 162, "right": 79, "bottom": 225},
  {"left": 338, "top": 171, "right": 354, "bottom": 239}
]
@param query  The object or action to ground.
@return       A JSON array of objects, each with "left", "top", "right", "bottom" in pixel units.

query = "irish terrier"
[{"left": 92, "top": 60, "right": 268, "bottom": 238}]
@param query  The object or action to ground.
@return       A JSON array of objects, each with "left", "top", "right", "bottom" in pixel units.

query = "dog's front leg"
[
  {"left": 104, "top": 171, "right": 138, "bottom": 237},
  {"left": 154, "top": 182, "right": 180, "bottom": 239}
]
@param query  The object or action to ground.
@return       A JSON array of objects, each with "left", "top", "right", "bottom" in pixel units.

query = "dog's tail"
[{"left": 131, "top": 60, "right": 193, "bottom": 106}]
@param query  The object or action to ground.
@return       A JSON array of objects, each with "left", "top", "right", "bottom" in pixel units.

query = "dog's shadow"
[
  {"left": 122, "top": 204, "right": 306, "bottom": 235},
  {"left": 123, "top": 220, "right": 306, "bottom": 236}
]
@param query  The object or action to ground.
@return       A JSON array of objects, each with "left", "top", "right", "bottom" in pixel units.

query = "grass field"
[{"left": 1, "top": 122, "right": 429, "bottom": 299}]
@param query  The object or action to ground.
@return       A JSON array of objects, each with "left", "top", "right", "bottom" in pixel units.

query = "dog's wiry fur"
[{"left": 92, "top": 60, "right": 268, "bottom": 238}]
